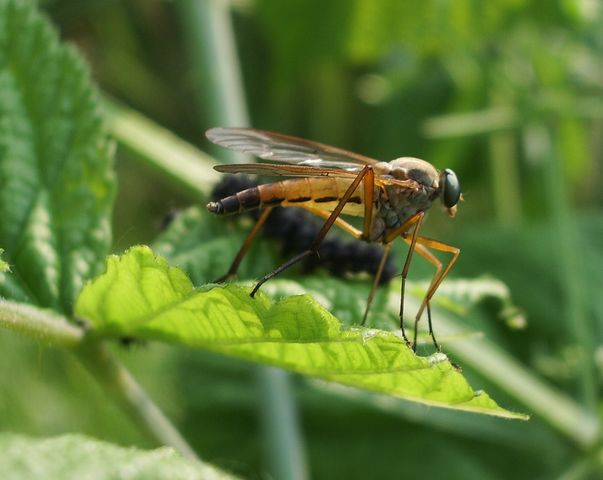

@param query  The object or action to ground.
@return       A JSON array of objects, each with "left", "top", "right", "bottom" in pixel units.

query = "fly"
[{"left": 206, "top": 128, "right": 462, "bottom": 352}]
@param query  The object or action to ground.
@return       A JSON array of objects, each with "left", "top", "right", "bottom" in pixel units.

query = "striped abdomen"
[{"left": 207, "top": 177, "right": 366, "bottom": 216}]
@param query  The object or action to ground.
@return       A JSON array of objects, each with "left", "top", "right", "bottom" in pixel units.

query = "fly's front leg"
[
  {"left": 250, "top": 166, "right": 375, "bottom": 297},
  {"left": 412, "top": 236, "right": 460, "bottom": 326},
  {"left": 401, "top": 238, "right": 442, "bottom": 351},
  {"left": 306, "top": 203, "right": 391, "bottom": 329},
  {"left": 382, "top": 211, "right": 426, "bottom": 348}
]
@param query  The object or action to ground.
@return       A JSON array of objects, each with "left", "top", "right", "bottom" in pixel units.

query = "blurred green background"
[{"left": 1, "top": 1, "right": 602, "bottom": 478}]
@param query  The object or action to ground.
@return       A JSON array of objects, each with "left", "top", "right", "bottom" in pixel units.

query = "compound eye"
[{"left": 441, "top": 168, "right": 461, "bottom": 208}]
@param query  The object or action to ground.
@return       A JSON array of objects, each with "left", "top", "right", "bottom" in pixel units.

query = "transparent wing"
[
  {"left": 206, "top": 127, "right": 380, "bottom": 168},
  {"left": 215, "top": 163, "right": 418, "bottom": 189},
  {"left": 214, "top": 163, "right": 362, "bottom": 178}
]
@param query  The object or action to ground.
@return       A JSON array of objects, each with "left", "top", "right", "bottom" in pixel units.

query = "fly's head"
[{"left": 438, "top": 168, "right": 462, "bottom": 217}]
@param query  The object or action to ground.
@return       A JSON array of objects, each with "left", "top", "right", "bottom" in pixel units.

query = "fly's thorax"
[
  {"left": 377, "top": 186, "right": 435, "bottom": 227},
  {"left": 385, "top": 157, "right": 440, "bottom": 188},
  {"left": 371, "top": 157, "right": 439, "bottom": 237}
]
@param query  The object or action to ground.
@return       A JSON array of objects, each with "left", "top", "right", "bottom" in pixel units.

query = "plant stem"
[
  {"left": 448, "top": 334, "right": 598, "bottom": 447},
  {"left": 559, "top": 442, "right": 603, "bottom": 480},
  {"left": 257, "top": 368, "right": 309, "bottom": 480},
  {"left": 395, "top": 292, "right": 600, "bottom": 448},
  {"left": 487, "top": 91, "right": 522, "bottom": 225},
  {"left": 422, "top": 107, "right": 518, "bottom": 138},
  {"left": 177, "top": 0, "right": 249, "bottom": 164},
  {"left": 76, "top": 342, "right": 200, "bottom": 461},
  {"left": 523, "top": 124, "right": 597, "bottom": 412},
  {"left": 103, "top": 98, "right": 219, "bottom": 197},
  {"left": 488, "top": 130, "right": 522, "bottom": 225},
  {"left": 175, "top": 1, "right": 308, "bottom": 477},
  {"left": 0, "top": 299, "right": 83, "bottom": 348},
  {"left": 0, "top": 299, "right": 199, "bottom": 460}
]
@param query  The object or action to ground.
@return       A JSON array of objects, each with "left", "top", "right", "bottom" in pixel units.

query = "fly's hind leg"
[
  {"left": 304, "top": 206, "right": 393, "bottom": 328},
  {"left": 303, "top": 205, "right": 389, "bottom": 327},
  {"left": 250, "top": 165, "right": 375, "bottom": 297},
  {"left": 214, "top": 207, "right": 273, "bottom": 283}
]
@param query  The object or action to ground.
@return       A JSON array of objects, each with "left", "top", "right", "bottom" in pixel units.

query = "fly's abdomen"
[
  {"left": 280, "top": 177, "right": 365, "bottom": 216},
  {"left": 206, "top": 181, "right": 290, "bottom": 215},
  {"left": 206, "top": 186, "right": 261, "bottom": 215},
  {"left": 207, "top": 177, "right": 363, "bottom": 215}
]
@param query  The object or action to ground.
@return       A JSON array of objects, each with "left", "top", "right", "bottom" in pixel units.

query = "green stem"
[
  {"left": 391, "top": 288, "right": 600, "bottom": 448},
  {"left": 0, "top": 299, "right": 199, "bottom": 460},
  {"left": 175, "top": 1, "right": 308, "bottom": 478},
  {"left": 448, "top": 335, "right": 598, "bottom": 448},
  {"left": 0, "top": 299, "right": 83, "bottom": 348},
  {"left": 523, "top": 124, "right": 597, "bottom": 412},
  {"left": 558, "top": 455, "right": 599, "bottom": 480},
  {"left": 177, "top": 0, "right": 249, "bottom": 163},
  {"left": 488, "top": 130, "right": 522, "bottom": 225},
  {"left": 422, "top": 107, "right": 518, "bottom": 138},
  {"left": 103, "top": 98, "right": 219, "bottom": 197},
  {"left": 257, "top": 368, "right": 309, "bottom": 480},
  {"left": 487, "top": 91, "right": 522, "bottom": 225},
  {"left": 76, "top": 342, "right": 200, "bottom": 461}
]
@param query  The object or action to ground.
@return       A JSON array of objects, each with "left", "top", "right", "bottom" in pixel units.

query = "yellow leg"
[
  {"left": 381, "top": 212, "right": 425, "bottom": 346},
  {"left": 401, "top": 234, "right": 460, "bottom": 350},
  {"left": 303, "top": 205, "right": 392, "bottom": 328},
  {"left": 301, "top": 206, "right": 364, "bottom": 239},
  {"left": 413, "top": 236, "right": 460, "bottom": 321}
]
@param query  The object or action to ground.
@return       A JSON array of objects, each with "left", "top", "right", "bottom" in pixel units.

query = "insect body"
[
  {"left": 210, "top": 175, "right": 397, "bottom": 282},
  {"left": 206, "top": 128, "right": 462, "bottom": 351}
]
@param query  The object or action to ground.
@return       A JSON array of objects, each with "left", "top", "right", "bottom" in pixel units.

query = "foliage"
[
  {"left": 75, "top": 246, "right": 523, "bottom": 418},
  {"left": 0, "top": 0, "right": 602, "bottom": 479},
  {"left": 0, "top": 0, "right": 114, "bottom": 312},
  {"left": 0, "top": 1, "right": 227, "bottom": 477},
  {"left": 0, "top": 433, "right": 238, "bottom": 480},
  {"left": 0, "top": 249, "right": 9, "bottom": 273}
]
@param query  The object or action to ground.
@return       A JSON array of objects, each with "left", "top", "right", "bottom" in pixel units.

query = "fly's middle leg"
[{"left": 383, "top": 211, "right": 426, "bottom": 350}]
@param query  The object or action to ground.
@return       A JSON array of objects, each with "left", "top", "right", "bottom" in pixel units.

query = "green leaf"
[
  {"left": 153, "top": 207, "right": 279, "bottom": 285},
  {"left": 0, "top": 0, "right": 115, "bottom": 313},
  {"left": 0, "top": 433, "right": 238, "bottom": 480},
  {"left": 0, "top": 248, "right": 9, "bottom": 272},
  {"left": 255, "top": 0, "right": 558, "bottom": 68},
  {"left": 76, "top": 246, "right": 526, "bottom": 419}
]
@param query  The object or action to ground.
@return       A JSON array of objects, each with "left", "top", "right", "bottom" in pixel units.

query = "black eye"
[{"left": 441, "top": 169, "right": 461, "bottom": 208}]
